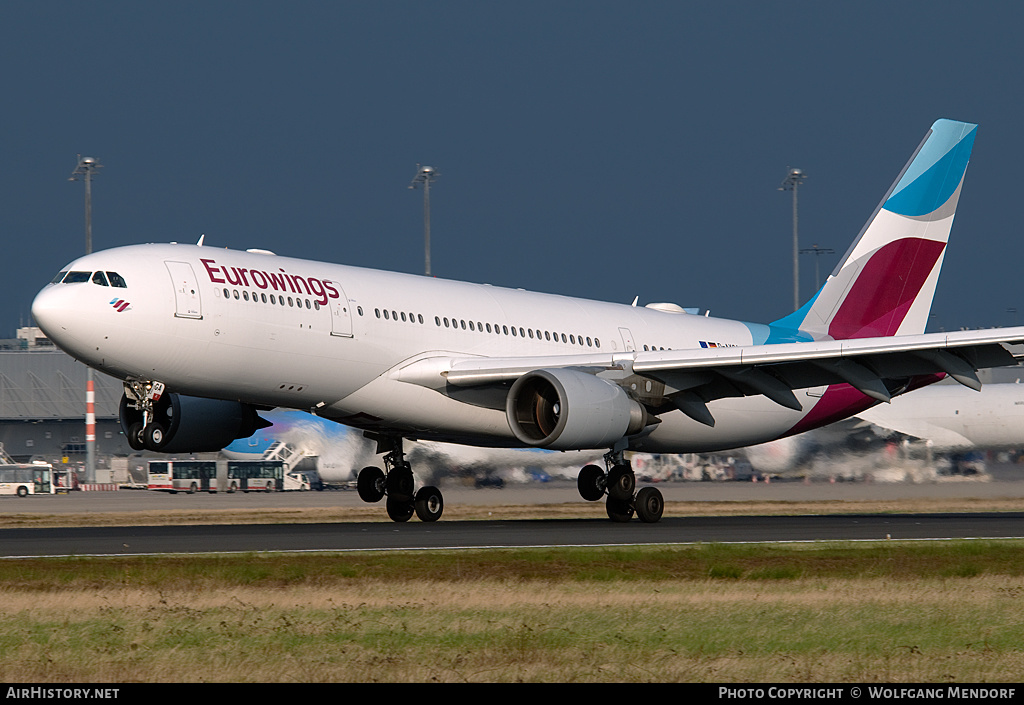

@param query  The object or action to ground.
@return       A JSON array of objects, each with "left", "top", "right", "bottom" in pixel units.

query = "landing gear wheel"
[
  {"left": 357, "top": 466, "right": 386, "bottom": 503},
  {"left": 577, "top": 464, "right": 606, "bottom": 502},
  {"left": 606, "top": 496, "right": 634, "bottom": 523},
  {"left": 127, "top": 422, "right": 145, "bottom": 452},
  {"left": 143, "top": 424, "right": 167, "bottom": 451},
  {"left": 386, "top": 497, "right": 414, "bottom": 523},
  {"left": 607, "top": 464, "right": 636, "bottom": 501},
  {"left": 386, "top": 463, "right": 415, "bottom": 501},
  {"left": 635, "top": 487, "right": 664, "bottom": 523},
  {"left": 414, "top": 486, "right": 444, "bottom": 522}
]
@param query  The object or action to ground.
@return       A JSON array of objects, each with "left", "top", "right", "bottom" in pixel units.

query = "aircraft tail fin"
[{"left": 772, "top": 119, "right": 977, "bottom": 340}]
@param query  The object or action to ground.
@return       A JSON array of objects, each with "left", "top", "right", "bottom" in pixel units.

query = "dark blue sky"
[{"left": 4, "top": 1, "right": 1023, "bottom": 337}]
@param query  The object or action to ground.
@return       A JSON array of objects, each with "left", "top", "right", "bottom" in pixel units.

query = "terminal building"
[{"left": 0, "top": 327, "right": 133, "bottom": 470}]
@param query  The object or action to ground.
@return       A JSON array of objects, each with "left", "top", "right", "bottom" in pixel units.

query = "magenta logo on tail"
[
  {"left": 828, "top": 238, "right": 946, "bottom": 339},
  {"left": 109, "top": 298, "right": 131, "bottom": 312}
]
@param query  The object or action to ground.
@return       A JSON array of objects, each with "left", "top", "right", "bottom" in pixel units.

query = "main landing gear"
[
  {"left": 356, "top": 435, "right": 444, "bottom": 523},
  {"left": 577, "top": 451, "right": 664, "bottom": 523}
]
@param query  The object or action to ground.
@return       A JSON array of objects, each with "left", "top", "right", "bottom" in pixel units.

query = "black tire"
[
  {"left": 606, "top": 496, "right": 634, "bottom": 523},
  {"left": 635, "top": 487, "right": 664, "bottom": 523},
  {"left": 143, "top": 424, "right": 168, "bottom": 452},
  {"left": 386, "top": 464, "right": 415, "bottom": 501},
  {"left": 357, "top": 466, "right": 385, "bottom": 503},
  {"left": 386, "top": 497, "right": 414, "bottom": 522},
  {"left": 188, "top": 482, "right": 198, "bottom": 495},
  {"left": 126, "top": 422, "right": 145, "bottom": 452},
  {"left": 577, "top": 464, "right": 606, "bottom": 501},
  {"left": 16, "top": 486, "right": 28, "bottom": 498},
  {"left": 414, "top": 486, "right": 444, "bottom": 522},
  {"left": 228, "top": 482, "right": 238, "bottom": 494},
  {"left": 607, "top": 464, "right": 635, "bottom": 501}
]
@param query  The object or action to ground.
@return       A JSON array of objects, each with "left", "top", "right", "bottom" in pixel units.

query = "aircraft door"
[
  {"left": 619, "top": 327, "right": 636, "bottom": 352},
  {"left": 329, "top": 281, "right": 353, "bottom": 338},
  {"left": 165, "top": 261, "right": 203, "bottom": 319}
]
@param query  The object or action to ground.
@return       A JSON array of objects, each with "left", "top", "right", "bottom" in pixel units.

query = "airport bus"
[
  {"left": 147, "top": 459, "right": 285, "bottom": 493},
  {"left": 147, "top": 460, "right": 218, "bottom": 493},
  {"left": 227, "top": 460, "right": 283, "bottom": 492},
  {"left": 0, "top": 463, "right": 56, "bottom": 497}
]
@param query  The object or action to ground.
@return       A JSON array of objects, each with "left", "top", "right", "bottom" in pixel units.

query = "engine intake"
[
  {"left": 120, "top": 392, "right": 269, "bottom": 453},
  {"left": 506, "top": 368, "right": 647, "bottom": 449}
]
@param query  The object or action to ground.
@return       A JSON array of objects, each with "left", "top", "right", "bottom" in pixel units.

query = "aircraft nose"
[{"left": 31, "top": 284, "right": 76, "bottom": 345}]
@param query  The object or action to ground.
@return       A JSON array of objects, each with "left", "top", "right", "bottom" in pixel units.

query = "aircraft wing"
[{"left": 392, "top": 327, "right": 1024, "bottom": 424}]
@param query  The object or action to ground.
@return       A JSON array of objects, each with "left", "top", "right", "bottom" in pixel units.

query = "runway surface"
[
  {"left": 2, "top": 470, "right": 1024, "bottom": 557},
  {"left": 2, "top": 512, "right": 1024, "bottom": 558}
]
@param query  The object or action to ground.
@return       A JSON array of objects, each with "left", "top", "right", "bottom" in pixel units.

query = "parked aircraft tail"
[{"left": 773, "top": 119, "right": 977, "bottom": 340}]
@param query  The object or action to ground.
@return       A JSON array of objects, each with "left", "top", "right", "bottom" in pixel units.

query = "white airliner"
[
  {"left": 857, "top": 380, "right": 1024, "bottom": 450},
  {"left": 31, "top": 119, "right": 1024, "bottom": 523}
]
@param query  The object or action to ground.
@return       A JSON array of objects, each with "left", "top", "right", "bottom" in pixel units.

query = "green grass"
[
  {"left": 4, "top": 540, "right": 1024, "bottom": 588},
  {"left": 1, "top": 541, "right": 1024, "bottom": 682}
]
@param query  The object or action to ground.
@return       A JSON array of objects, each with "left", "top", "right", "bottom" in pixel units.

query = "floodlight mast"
[
  {"left": 69, "top": 155, "right": 102, "bottom": 485},
  {"left": 779, "top": 167, "right": 806, "bottom": 311},
  {"left": 409, "top": 165, "right": 439, "bottom": 276},
  {"left": 799, "top": 243, "right": 835, "bottom": 292}
]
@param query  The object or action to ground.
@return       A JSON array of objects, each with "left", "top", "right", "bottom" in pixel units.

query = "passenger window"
[
  {"left": 106, "top": 272, "right": 128, "bottom": 288},
  {"left": 92, "top": 271, "right": 109, "bottom": 286}
]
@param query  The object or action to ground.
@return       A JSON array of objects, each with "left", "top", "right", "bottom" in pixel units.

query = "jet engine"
[
  {"left": 506, "top": 368, "right": 648, "bottom": 450},
  {"left": 119, "top": 392, "right": 270, "bottom": 453}
]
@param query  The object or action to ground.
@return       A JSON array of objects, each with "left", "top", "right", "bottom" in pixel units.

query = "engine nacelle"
[
  {"left": 120, "top": 392, "right": 269, "bottom": 453},
  {"left": 506, "top": 368, "right": 648, "bottom": 450}
]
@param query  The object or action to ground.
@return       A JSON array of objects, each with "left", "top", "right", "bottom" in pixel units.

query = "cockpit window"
[
  {"left": 50, "top": 271, "right": 67, "bottom": 284},
  {"left": 92, "top": 271, "right": 109, "bottom": 286},
  {"left": 62, "top": 271, "right": 92, "bottom": 284},
  {"left": 106, "top": 272, "right": 127, "bottom": 288}
]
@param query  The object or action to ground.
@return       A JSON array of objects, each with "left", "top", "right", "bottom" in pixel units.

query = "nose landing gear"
[
  {"left": 122, "top": 381, "right": 170, "bottom": 452},
  {"left": 577, "top": 451, "right": 664, "bottom": 523}
]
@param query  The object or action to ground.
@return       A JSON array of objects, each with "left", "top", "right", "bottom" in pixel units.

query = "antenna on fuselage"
[{"left": 197, "top": 234, "right": 205, "bottom": 246}]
